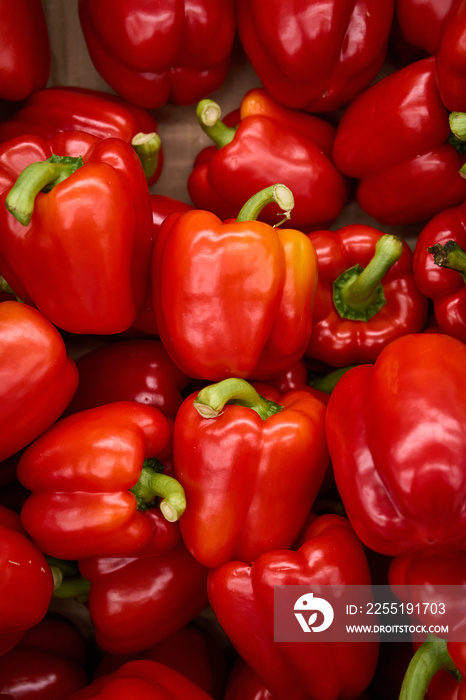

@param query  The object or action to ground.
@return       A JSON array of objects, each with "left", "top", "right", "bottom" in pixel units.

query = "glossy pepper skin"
[
  {"left": 436, "top": 0, "right": 466, "bottom": 111},
  {"left": 305, "top": 225, "right": 429, "bottom": 367},
  {"left": 16, "top": 401, "right": 186, "bottom": 560},
  {"left": 173, "top": 379, "right": 329, "bottom": 568},
  {"left": 391, "top": 0, "right": 454, "bottom": 59},
  {"left": 236, "top": 0, "right": 394, "bottom": 113},
  {"left": 325, "top": 333, "right": 466, "bottom": 556},
  {"left": 188, "top": 89, "right": 348, "bottom": 230},
  {"left": 0, "top": 131, "right": 153, "bottom": 335},
  {"left": 412, "top": 201, "right": 466, "bottom": 344},
  {"left": 0, "top": 0, "right": 50, "bottom": 101},
  {"left": 78, "top": 0, "right": 236, "bottom": 109},
  {"left": 208, "top": 514, "right": 379, "bottom": 700},
  {"left": 0, "top": 86, "right": 163, "bottom": 184},
  {"left": 68, "top": 659, "right": 215, "bottom": 699},
  {"left": 153, "top": 186, "right": 318, "bottom": 381},
  {"left": 0, "top": 301, "right": 78, "bottom": 462},
  {"left": 332, "top": 57, "right": 466, "bottom": 226}
]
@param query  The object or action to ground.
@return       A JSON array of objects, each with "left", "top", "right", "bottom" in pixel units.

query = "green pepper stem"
[
  {"left": 333, "top": 234, "right": 404, "bottom": 322},
  {"left": 236, "top": 184, "right": 294, "bottom": 227},
  {"left": 47, "top": 557, "right": 91, "bottom": 603},
  {"left": 450, "top": 112, "right": 466, "bottom": 142},
  {"left": 194, "top": 378, "right": 283, "bottom": 421},
  {"left": 399, "top": 635, "right": 460, "bottom": 700},
  {"left": 5, "top": 154, "right": 83, "bottom": 226},
  {"left": 428, "top": 240, "right": 466, "bottom": 282},
  {"left": 309, "top": 365, "right": 357, "bottom": 394},
  {"left": 131, "top": 131, "right": 161, "bottom": 181},
  {"left": 196, "top": 99, "right": 237, "bottom": 148},
  {"left": 131, "top": 464, "right": 186, "bottom": 523}
]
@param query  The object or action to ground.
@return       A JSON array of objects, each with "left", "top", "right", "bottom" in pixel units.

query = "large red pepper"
[
  {"left": 188, "top": 89, "right": 348, "bottom": 230},
  {"left": 436, "top": 0, "right": 466, "bottom": 111},
  {"left": 305, "top": 225, "right": 429, "bottom": 367},
  {"left": 153, "top": 185, "right": 318, "bottom": 381},
  {"left": 0, "top": 300, "right": 78, "bottom": 462},
  {"left": 235, "top": 0, "right": 394, "bottom": 113},
  {"left": 77, "top": 0, "right": 236, "bottom": 109},
  {"left": 0, "top": 131, "right": 153, "bottom": 335},
  {"left": 16, "top": 401, "right": 186, "bottom": 560},
  {"left": 173, "top": 378, "right": 328, "bottom": 568},
  {"left": 0, "top": 0, "right": 50, "bottom": 101},
  {"left": 208, "top": 514, "right": 379, "bottom": 700},
  {"left": 0, "top": 86, "right": 163, "bottom": 184},
  {"left": 332, "top": 56, "right": 466, "bottom": 226},
  {"left": 412, "top": 200, "right": 466, "bottom": 344},
  {"left": 325, "top": 332, "right": 466, "bottom": 556}
]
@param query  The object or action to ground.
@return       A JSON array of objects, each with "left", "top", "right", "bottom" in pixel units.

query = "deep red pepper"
[
  {"left": 235, "top": 0, "right": 394, "bottom": 113},
  {"left": 325, "top": 332, "right": 466, "bottom": 556},
  {"left": 187, "top": 88, "right": 348, "bottom": 230},
  {"left": 412, "top": 200, "right": 466, "bottom": 344},
  {"left": 0, "top": 131, "right": 153, "bottom": 335},
  {"left": 391, "top": 0, "right": 454, "bottom": 59},
  {"left": 77, "top": 0, "right": 236, "bottom": 109},
  {"left": 332, "top": 56, "right": 466, "bottom": 226},
  {"left": 0, "top": 300, "right": 78, "bottom": 462},
  {"left": 305, "top": 225, "right": 429, "bottom": 367},
  {"left": 208, "top": 514, "right": 379, "bottom": 700},
  {"left": 436, "top": 0, "right": 466, "bottom": 111},
  {"left": 17, "top": 401, "right": 186, "bottom": 560},
  {"left": 0, "top": 0, "right": 50, "bottom": 101}
]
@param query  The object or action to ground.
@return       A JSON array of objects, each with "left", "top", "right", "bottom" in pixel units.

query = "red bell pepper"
[
  {"left": 188, "top": 88, "right": 348, "bottom": 230},
  {"left": 332, "top": 56, "right": 466, "bottom": 226},
  {"left": 325, "top": 332, "right": 466, "bottom": 556},
  {"left": 305, "top": 225, "right": 429, "bottom": 367},
  {"left": 173, "top": 377, "right": 328, "bottom": 568},
  {"left": 235, "top": 0, "right": 394, "bottom": 113},
  {"left": 208, "top": 514, "right": 379, "bottom": 700},
  {"left": 412, "top": 200, "right": 466, "bottom": 344},
  {"left": 0, "top": 300, "right": 78, "bottom": 462},
  {"left": 391, "top": 0, "right": 454, "bottom": 59},
  {"left": 77, "top": 0, "right": 236, "bottom": 109},
  {"left": 0, "top": 0, "right": 50, "bottom": 101},
  {"left": 153, "top": 185, "right": 318, "bottom": 381},
  {"left": 17, "top": 401, "right": 186, "bottom": 560},
  {"left": 224, "top": 658, "right": 274, "bottom": 700},
  {"left": 0, "top": 505, "right": 54, "bottom": 652},
  {"left": 0, "top": 86, "right": 163, "bottom": 184},
  {"left": 0, "top": 616, "right": 88, "bottom": 699},
  {"left": 436, "top": 0, "right": 466, "bottom": 111},
  {"left": 0, "top": 131, "right": 153, "bottom": 335}
]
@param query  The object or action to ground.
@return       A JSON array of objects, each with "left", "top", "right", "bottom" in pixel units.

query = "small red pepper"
[
  {"left": 306, "top": 225, "right": 429, "bottom": 367},
  {"left": 188, "top": 88, "right": 348, "bottom": 230},
  {"left": 436, "top": 0, "right": 466, "bottom": 111},
  {"left": 77, "top": 0, "right": 236, "bottom": 109},
  {"left": 391, "top": 0, "right": 454, "bottom": 59}
]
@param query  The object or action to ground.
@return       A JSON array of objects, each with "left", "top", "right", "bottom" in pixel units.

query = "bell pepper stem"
[
  {"left": 131, "top": 463, "right": 186, "bottom": 522},
  {"left": 333, "top": 234, "right": 404, "bottom": 321},
  {"left": 309, "top": 365, "right": 357, "bottom": 394},
  {"left": 196, "top": 99, "right": 237, "bottom": 148},
  {"left": 450, "top": 112, "right": 466, "bottom": 142},
  {"left": 399, "top": 634, "right": 460, "bottom": 700},
  {"left": 131, "top": 131, "right": 161, "bottom": 181},
  {"left": 428, "top": 240, "right": 466, "bottom": 282},
  {"left": 5, "top": 154, "right": 83, "bottom": 226},
  {"left": 236, "top": 184, "right": 295, "bottom": 227},
  {"left": 47, "top": 556, "right": 91, "bottom": 603},
  {"left": 194, "top": 378, "right": 283, "bottom": 421}
]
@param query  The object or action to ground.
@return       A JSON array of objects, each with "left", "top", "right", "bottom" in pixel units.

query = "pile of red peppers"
[{"left": 1, "top": 1, "right": 466, "bottom": 698}]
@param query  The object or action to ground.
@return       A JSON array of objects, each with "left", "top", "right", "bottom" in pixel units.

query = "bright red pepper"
[
  {"left": 325, "top": 332, "right": 466, "bottom": 556},
  {"left": 208, "top": 514, "right": 379, "bottom": 700},
  {"left": 235, "top": 0, "right": 394, "bottom": 113},
  {"left": 436, "top": 0, "right": 466, "bottom": 111},
  {"left": 305, "top": 225, "right": 429, "bottom": 367},
  {"left": 332, "top": 56, "right": 466, "bottom": 226},
  {"left": 77, "top": 0, "right": 236, "bottom": 109},
  {"left": 153, "top": 185, "right": 318, "bottom": 381},
  {"left": 188, "top": 89, "right": 348, "bottom": 230},
  {"left": 0, "top": 86, "right": 163, "bottom": 184},
  {"left": 173, "top": 378, "right": 328, "bottom": 568},
  {"left": 0, "top": 131, "right": 153, "bottom": 335},
  {"left": 0, "top": 0, "right": 50, "bottom": 101},
  {"left": 0, "top": 301, "right": 78, "bottom": 462},
  {"left": 391, "top": 0, "right": 454, "bottom": 59},
  {"left": 412, "top": 200, "right": 466, "bottom": 344},
  {"left": 17, "top": 401, "right": 186, "bottom": 560},
  {"left": 0, "top": 616, "right": 88, "bottom": 699}
]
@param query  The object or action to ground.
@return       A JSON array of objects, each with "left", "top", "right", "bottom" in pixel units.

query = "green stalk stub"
[
  {"left": 450, "top": 112, "right": 466, "bottom": 142},
  {"left": 194, "top": 377, "right": 283, "bottom": 421},
  {"left": 309, "top": 365, "right": 357, "bottom": 394},
  {"left": 131, "top": 462, "right": 186, "bottom": 523},
  {"left": 196, "top": 98, "right": 237, "bottom": 148},
  {"left": 333, "top": 234, "right": 404, "bottom": 321},
  {"left": 236, "top": 183, "right": 294, "bottom": 227},
  {"left": 131, "top": 131, "right": 161, "bottom": 181},
  {"left": 399, "top": 634, "right": 460, "bottom": 700},
  {"left": 5, "top": 154, "right": 83, "bottom": 226},
  {"left": 428, "top": 240, "right": 466, "bottom": 283}
]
